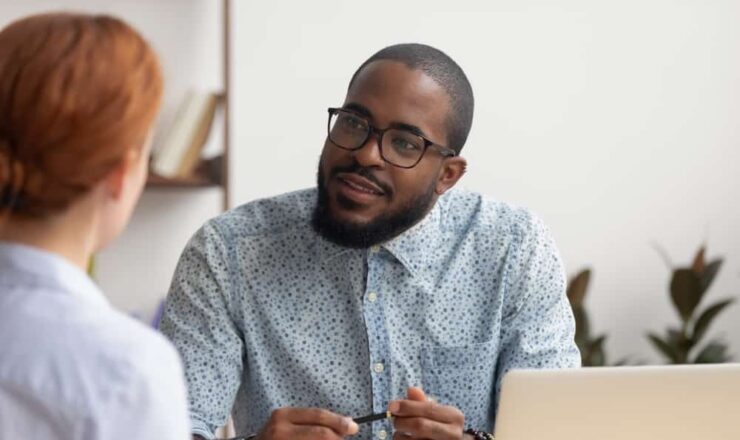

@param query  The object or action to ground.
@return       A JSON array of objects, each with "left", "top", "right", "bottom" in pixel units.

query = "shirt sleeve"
[
  {"left": 159, "top": 221, "right": 244, "bottom": 439},
  {"left": 492, "top": 211, "right": 581, "bottom": 424}
]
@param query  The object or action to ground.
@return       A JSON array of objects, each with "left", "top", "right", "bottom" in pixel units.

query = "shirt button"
[
  {"left": 373, "top": 362, "right": 385, "bottom": 373},
  {"left": 370, "top": 245, "right": 381, "bottom": 253},
  {"left": 378, "top": 429, "right": 388, "bottom": 439},
  {"left": 368, "top": 292, "right": 378, "bottom": 302}
]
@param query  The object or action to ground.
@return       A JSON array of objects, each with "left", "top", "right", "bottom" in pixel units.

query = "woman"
[{"left": 0, "top": 13, "right": 189, "bottom": 439}]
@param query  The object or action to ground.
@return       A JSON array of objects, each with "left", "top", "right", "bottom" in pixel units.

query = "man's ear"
[
  {"left": 103, "top": 149, "right": 136, "bottom": 200},
  {"left": 435, "top": 156, "right": 467, "bottom": 195}
]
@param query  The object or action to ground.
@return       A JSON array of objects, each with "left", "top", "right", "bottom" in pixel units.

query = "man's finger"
[
  {"left": 279, "top": 408, "right": 359, "bottom": 435},
  {"left": 392, "top": 431, "right": 414, "bottom": 440},
  {"left": 388, "top": 400, "right": 462, "bottom": 424},
  {"left": 393, "top": 416, "right": 459, "bottom": 440},
  {"left": 406, "top": 386, "right": 427, "bottom": 402},
  {"left": 293, "top": 424, "right": 347, "bottom": 440}
]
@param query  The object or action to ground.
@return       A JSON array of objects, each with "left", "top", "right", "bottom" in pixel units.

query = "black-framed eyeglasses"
[{"left": 327, "top": 107, "right": 457, "bottom": 169}]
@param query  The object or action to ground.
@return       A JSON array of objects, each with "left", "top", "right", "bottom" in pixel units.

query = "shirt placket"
[{"left": 363, "top": 246, "right": 393, "bottom": 440}]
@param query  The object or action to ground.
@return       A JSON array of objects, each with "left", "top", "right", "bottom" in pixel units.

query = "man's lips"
[{"left": 336, "top": 172, "right": 386, "bottom": 196}]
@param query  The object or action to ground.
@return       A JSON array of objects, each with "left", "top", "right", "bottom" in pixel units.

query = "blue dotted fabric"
[{"left": 159, "top": 188, "right": 580, "bottom": 439}]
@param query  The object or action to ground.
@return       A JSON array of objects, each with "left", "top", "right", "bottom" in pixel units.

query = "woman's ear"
[
  {"left": 103, "top": 149, "right": 137, "bottom": 200},
  {"left": 435, "top": 156, "right": 467, "bottom": 195}
]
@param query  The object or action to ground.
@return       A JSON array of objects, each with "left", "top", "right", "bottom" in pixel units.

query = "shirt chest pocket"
[{"left": 420, "top": 339, "right": 498, "bottom": 430}]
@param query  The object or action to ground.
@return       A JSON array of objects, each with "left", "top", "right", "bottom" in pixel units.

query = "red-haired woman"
[{"left": 0, "top": 13, "right": 189, "bottom": 439}]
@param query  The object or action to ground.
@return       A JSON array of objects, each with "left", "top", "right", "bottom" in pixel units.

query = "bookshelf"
[
  {"left": 1, "top": 2, "right": 236, "bottom": 435},
  {"left": 148, "top": 154, "right": 226, "bottom": 187},
  {"left": 146, "top": 174, "right": 217, "bottom": 188},
  {"left": 0, "top": 2, "right": 231, "bottom": 314},
  {"left": 86, "top": 0, "right": 229, "bottom": 319},
  {"left": 146, "top": 0, "right": 231, "bottom": 213}
]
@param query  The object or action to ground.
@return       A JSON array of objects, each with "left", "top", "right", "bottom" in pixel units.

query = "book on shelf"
[{"left": 151, "top": 90, "right": 221, "bottom": 179}]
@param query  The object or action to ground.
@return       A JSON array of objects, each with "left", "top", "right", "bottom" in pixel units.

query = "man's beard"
[{"left": 311, "top": 161, "right": 436, "bottom": 249}]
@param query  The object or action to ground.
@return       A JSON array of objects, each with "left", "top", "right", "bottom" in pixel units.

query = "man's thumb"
[{"left": 407, "top": 386, "right": 427, "bottom": 402}]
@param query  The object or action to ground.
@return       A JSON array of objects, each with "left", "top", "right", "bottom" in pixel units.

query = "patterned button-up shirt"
[{"left": 160, "top": 188, "right": 580, "bottom": 439}]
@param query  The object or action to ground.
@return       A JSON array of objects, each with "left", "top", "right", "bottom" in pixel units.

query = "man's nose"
[{"left": 352, "top": 131, "right": 385, "bottom": 168}]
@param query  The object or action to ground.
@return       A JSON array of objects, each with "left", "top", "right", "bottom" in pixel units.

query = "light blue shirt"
[
  {"left": 0, "top": 242, "right": 190, "bottom": 440},
  {"left": 160, "top": 188, "right": 580, "bottom": 439}
]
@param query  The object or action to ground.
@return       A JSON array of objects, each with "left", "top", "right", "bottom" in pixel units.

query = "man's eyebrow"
[
  {"left": 390, "top": 122, "right": 426, "bottom": 138},
  {"left": 342, "top": 102, "right": 429, "bottom": 138},
  {"left": 342, "top": 102, "right": 372, "bottom": 117}
]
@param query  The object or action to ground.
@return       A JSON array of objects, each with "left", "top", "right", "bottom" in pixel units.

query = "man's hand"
[
  {"left": 255, "top": 408, "right": 359, "bottom": 440},
  {"left": 388, "top": 387, "right": 466, "bottom": 440}
]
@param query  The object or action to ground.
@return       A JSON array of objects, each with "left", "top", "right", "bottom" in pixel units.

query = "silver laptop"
[{"left": 495, "top": 364, "right": 740, "bottom": 440}]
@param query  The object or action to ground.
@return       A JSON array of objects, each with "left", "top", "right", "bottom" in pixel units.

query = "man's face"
[{"left": 313, "top": 60, "right": 457, "bottom": 248}]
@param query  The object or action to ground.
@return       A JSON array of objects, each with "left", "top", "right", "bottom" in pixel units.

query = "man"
[{"left": 161, "top": 43, "right": 580, "bottom": 440}]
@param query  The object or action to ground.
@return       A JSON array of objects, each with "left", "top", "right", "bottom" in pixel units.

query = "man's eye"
[
  {"left": 391, "top": 137, "right": 421, "bottom": 151},
  {"left": 340, "top": 115, "right": 365, "bottom": 130}
]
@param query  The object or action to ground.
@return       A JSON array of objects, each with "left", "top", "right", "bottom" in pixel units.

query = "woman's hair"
[{"left": 0, "top": 13, "right": 163, "bottom": 218}]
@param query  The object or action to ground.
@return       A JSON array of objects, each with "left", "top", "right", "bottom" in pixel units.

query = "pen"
[
  {"left": 220, "top": 411, "right": 393, "bottom": 439},
  {"left": 353, "top": 411, "right": 392, "bottom": 424}
]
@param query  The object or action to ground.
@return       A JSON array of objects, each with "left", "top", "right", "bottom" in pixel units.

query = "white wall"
[
  {"left": 2, "top": 1, "right": 737, "bottom": 363},
  {"left": 0, "top": 1, "right": 225, "bottom": 319},
  {"left": 231, "top": 0, "right": 740, "bottom": 362}
]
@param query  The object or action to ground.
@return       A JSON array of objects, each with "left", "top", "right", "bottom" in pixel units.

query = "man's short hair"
[{"left": 349, "top": 43, "right": 474, "bottom": 153}]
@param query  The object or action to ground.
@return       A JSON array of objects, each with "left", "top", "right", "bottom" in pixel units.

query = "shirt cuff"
[{"left": 191, "top": 419, "right": 216, "bottom": 440}]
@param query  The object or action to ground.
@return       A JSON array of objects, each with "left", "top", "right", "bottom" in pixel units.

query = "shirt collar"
[
  {"left": 315, "top": 234, "right": 354, "bottom": 262},
  {"left": 382, "top": 195, "right": 446, "bottom": 277},
  {"left": 0, "top": 241, "right": 108, "bottom": 307}
]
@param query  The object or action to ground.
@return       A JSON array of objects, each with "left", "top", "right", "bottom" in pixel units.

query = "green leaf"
[
  {"left": 584, "top": 335, "right": 607, "bottom": 367},
  {"left": 612, "top": 357, "right": 636, "bottom": 367},
  {"left": 647, "top": 333, "right": 680, "bottom": 363},
  {"left": 667, "top": 329, "right": 693, "bottom": 355},
  {"left": 692, "top": 298, "right": 735, "bottom": 344},
  {"left": 567, "top": 269, "right": 591, "bottom": 307},
  {"left": 87, "top": 255, "right": 96, "bottom": 278},
  {"left": 691, "top": 246, "right": 706, "bottom": 274},
  {"left": 572, "top": 306, "right": 590, "bottom": 344},
  {"left": 670, "top": 269, "right": 703, "bottom": 322},
  {"left": 700, "top": 259, "right": 723, "bottom": 294},
  {"left": 693, "top": 341, "right": 732, "bottom": 364}
]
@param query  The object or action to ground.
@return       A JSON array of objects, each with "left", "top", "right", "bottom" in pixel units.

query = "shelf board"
[{"left": 146, "top": 173, "right": 220, "bottom": 189}]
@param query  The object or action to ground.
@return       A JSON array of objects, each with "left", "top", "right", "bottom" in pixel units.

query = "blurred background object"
[{"left": 647, "top": 245, "right": 736, "bottom": 364}]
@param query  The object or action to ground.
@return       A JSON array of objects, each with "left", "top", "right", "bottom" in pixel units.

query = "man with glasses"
[{"left": 161, "top": 43, "right": 580, "bottom": 440}]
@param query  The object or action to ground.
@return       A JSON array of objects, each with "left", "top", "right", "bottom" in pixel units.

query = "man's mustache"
[{"left": 329, "top": 162, "right": 392, "bottom": 196}]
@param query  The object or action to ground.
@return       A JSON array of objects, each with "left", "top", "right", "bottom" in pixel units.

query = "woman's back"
[
  {"left": 0, "top": 243, "right": 189, "bottom": 439},
  {"left": 0, "top": 13, "right": 190, "bottom": 439}
]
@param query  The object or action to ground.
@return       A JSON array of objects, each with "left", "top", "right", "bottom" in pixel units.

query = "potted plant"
[
  {"left": 647, "top": 246, "right": 735, "bottom": 364},
  {"left": 567, "top": 268, "right": 615, "bottom": 366}
]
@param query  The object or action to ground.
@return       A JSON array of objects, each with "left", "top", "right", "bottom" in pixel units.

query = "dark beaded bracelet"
[{"left": 465, "top": 428, "right": 495, "bottom": 440}]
